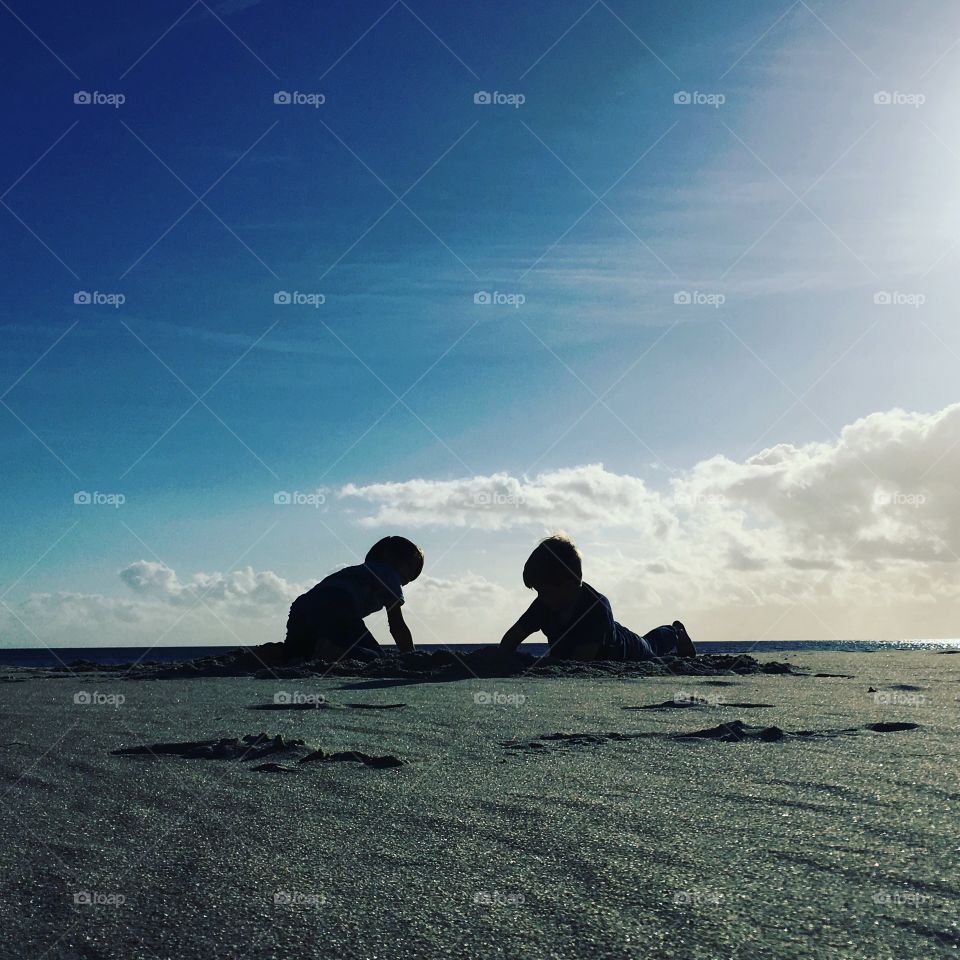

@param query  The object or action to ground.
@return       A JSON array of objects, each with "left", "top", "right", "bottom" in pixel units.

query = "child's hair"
[
  {"left": 523, "top": 535, "right": 582, "bottom": 588},
  {"left": 366, "top": 536, "right": 424, "bottom": 576}
]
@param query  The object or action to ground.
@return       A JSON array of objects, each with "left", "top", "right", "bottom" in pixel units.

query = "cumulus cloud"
[
  {"left": 18, "top": 592, "right": 146, "bottom": 626},
  {"left": 338, "top": 465, "right": 677, "bottom": 534},
  {"left": 409, "top": 573, "right": 514, "bottom": 610},
  {"left": 1, "top": 563, "right": 309, "bottom": 648},
  {"left": 118, "top": 561, "right": 302, "bottom": 615},
  {"left": 339, "top": 404, "right": 960, "bottom": 558},
  {"left": 337, "top": 403, "right": 960, "bottom": 634},
  {"left": 6, "top": 403, "right": 960, "bottom": 647},
  {"left": 1, "top": 563, "right": 520, "bottom": 649}
]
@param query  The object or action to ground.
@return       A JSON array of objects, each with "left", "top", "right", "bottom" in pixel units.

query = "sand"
[{"left": 0, "top": 649, "right": 957, "bottom": 959}]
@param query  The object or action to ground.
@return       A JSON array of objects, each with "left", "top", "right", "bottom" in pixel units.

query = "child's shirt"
[
  {"left": 306, "top": 561, "right": 404, "bottom": 619},
  {"left": 520, "top": 582, "right": 626, "bottom": 659}
]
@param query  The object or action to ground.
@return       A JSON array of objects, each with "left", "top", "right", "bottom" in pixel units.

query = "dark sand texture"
[{"left": 0, "top": 651, "right": 957, "bottom": 959}]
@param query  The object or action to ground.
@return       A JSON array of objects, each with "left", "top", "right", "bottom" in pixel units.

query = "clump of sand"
[{"left": 112, "top": 731, "right": 404, "bottom": 771}]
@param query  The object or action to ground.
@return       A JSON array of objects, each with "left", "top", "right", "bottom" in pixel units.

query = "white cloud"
[
  {"left": 118, "top": 561, "right": 303, "bottom": 615},
  {"left": 337, "top": 402, "right": 960, "bottom": 639},
  {"left": 339, "top": 465, "right": 677, "bottom": 535},
  {"left": 1, "top": 562, "right": 309, "bottom": 649},
  {"left": 5, "top": 403, "right": 960, "bottom": 647}
]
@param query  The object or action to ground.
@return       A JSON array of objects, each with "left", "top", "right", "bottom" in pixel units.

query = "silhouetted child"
[
  {"left": 284, "top": 536, "right": 423, "bottom": 661},
  {"left": 499, "top": 535, "right": 696, "bottom": 661}
]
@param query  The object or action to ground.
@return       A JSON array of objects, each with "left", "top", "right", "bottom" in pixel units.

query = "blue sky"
[{"left": 3, "top": 0, "right": 960, "bottom": 646}]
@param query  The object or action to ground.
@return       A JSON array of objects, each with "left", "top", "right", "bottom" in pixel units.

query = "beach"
[{"left": 1, "top": 649, "right": 957, "bottom": 959}]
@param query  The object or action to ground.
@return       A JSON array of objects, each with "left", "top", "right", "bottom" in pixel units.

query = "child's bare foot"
[{"left": 673, "top": 620, "right": 696, "bottom": 658}]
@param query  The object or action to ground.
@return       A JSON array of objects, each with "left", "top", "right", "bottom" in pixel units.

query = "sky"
[{"left": 2, "top": 0, "right": 960, "bottom": 648}]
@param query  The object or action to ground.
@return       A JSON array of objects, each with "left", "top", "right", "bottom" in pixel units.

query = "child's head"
[
  {"left": 366, "top": 536, "right": 424, "bottom": 585},
  {"left": 523, "top": 535, "right": 582, "bottom": 611}
]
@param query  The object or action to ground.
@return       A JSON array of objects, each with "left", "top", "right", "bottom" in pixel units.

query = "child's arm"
[
  {"left": 386, "top": 601, "right": 414, "bottom": 653},
  {"left": 499, "top": 603, "right": 541, "bottom": 653}
]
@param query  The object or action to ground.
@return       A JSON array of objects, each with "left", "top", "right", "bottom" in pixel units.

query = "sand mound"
[
  {"left": 676, "top": 720, "right": 788, "bottom": 742},
  {"left": 675, "top": 719, "right": 921, "bottom": 743},
  {"left": 501, "top": 716, "right": 921, "bottom": 756},
  {"left": 112, "top": 732, "right": 404, "bottom": 770},
  {"left": 623, "top": 698, "right": 773, "bottom": 711}
]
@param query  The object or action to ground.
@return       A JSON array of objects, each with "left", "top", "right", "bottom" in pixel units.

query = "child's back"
[
  {"left": 284, "top": 537, "right": 423, "bottom": 660},
  {"left": 309, "top": 560, "right": 405, "bottom": 618}
]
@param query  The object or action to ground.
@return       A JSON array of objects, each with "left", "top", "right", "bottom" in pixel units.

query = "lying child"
[
  {"left": 499, "top": 535, "right": 696, "bottom": 661},
  {"left": 284, "top": 536, "right": 423, "bottom": 661}
]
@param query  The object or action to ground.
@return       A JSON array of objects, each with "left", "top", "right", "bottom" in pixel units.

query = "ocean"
[{"left": 1, "top": 639, "right": 958, "bottom": 669}]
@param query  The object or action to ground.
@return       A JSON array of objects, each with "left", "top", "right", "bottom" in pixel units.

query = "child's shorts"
[
  {"left": 619, "top": 623, "right": 680, "bottom": 660},
  {"left": 284, "top": 587, "right": 383, "bottom": 660}
]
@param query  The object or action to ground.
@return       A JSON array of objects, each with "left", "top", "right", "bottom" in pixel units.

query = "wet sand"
[{"left": 0, "top": 650, "right": 956, "bottom": 958}]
